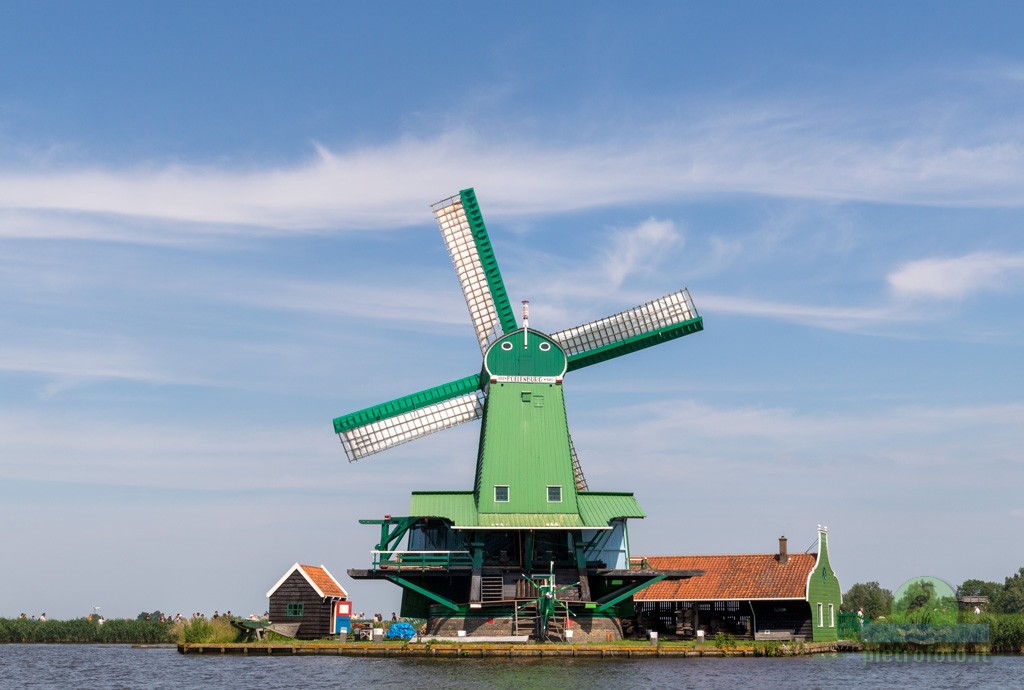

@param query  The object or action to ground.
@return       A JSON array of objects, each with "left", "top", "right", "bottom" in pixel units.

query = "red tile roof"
[
  {"left": 299, "top": 564, "right": 347, "bottom": 598},
  {"left": 636, "top": 553, "right": 816, "bottom": 601}
]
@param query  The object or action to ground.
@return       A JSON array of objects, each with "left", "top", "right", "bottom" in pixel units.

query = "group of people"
[
  {"left": 18, "top": 613, "right": 46, "bottom": 621},
  {"left": 358, "top": 612, "right": 399, "bottom": 623}
]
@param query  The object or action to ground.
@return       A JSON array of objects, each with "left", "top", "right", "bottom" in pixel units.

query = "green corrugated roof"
[
  {"left": 408, "top": 490, "right": 644, "bottom": 529},
  {"left": 578, "top": 492, "right": 646, "bottom": 524},
  {"left": 409, "top": 491, "right": 477, "bottom": 526},
  {"left": 477, "top": 513, "right": 583, "bottom": 528}
]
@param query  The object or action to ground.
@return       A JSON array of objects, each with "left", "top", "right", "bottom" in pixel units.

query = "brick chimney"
[{"left": 778, "top": 535, "right": 789, "bottom": 565}]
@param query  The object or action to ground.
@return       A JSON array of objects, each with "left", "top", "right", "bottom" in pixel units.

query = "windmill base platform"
[{"left": 425, "top": 611, "right": 627, "bottom": 643}]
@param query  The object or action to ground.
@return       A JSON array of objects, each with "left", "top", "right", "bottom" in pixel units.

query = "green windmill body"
[{"left": 337, "top": 189, "right": 704, "bottom": 641}]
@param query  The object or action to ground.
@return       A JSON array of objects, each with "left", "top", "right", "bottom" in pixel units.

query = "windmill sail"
[
  {"left": 334, "top": 374, "right": 484, "bottom": 462},
  {"left": 550, "top": 288, "right": 702, "bottom": 371},
  {"left": 432, "top": 189, "right": 518, "bottom": 355}
]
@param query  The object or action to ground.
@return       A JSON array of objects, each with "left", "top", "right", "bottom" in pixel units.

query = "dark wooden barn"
[{"left": 266, "top": 563, "right": 349, "bottom": 640}]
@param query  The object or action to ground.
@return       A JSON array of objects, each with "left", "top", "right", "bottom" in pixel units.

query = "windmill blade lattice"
[
  {"left": 333, "top": 188, "right": 703, "bottom": 470},
  {"left": 433, "top": 189, "right": 518, "bottom": 356},
  {"left": 334, "top": 374, "right": 484, "bottom": 462},
  {"left": 551, "top": 288, "right": 701, "bottom": 372}
]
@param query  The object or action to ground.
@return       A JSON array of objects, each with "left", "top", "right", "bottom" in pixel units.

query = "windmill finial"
[{"left": 522, "top": 300, "right": 530, "bottom": 348}]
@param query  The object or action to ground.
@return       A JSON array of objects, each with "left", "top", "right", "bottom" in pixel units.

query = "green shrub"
[
  {"left": 990, "top": 614, "right": 1024, "bottom": 653},
  {"left": 178, "top": 617, "right": 242, "bottom": 644},
  {"left": 712, "top": 632, "right": 736, "bottom": 648}
]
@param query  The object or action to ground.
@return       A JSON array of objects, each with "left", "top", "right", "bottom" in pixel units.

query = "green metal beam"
[
  {"left": 386, "top": 575, "right": 460, "bottom": 612},
  {"left": 333, "top": 373, "right": 481, "bottom": 433},
  {"left": 567, "top": 317, "right": 703, "bottom": 372},
  {"left": 460, "top": 188, "right": 518, "bottom": 336},
  {"left": 368, "top": 516, "right": 420, "bottom": 553},
  {"left": 594, "top": 575, "right": 668, "bottom": 613}
]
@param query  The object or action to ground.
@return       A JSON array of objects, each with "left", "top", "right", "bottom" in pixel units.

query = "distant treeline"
[
  {"left": 0, "top": 617, "right": 175, "bottom": 644},
  {"left": 843, "top": 566, "right": 1024, "bottom": 620}
]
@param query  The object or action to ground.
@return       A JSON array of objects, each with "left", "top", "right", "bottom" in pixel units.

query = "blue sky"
[{"left": 2, "top": 2, "right": 1023, "bottom": 619}]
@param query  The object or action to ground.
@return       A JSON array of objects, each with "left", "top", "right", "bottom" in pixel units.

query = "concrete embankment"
[{"left": 178, "top": 641, "right": 858, "bottom": 657}]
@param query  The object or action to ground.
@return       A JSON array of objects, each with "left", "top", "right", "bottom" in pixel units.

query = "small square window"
[
  {"left": 494, "top": 485, "right": 509, "bottom": 502},
  {"left": 286, "top": 602, "right": 304, "bottom": 617},
  {"left": 547, "top": 486, "right": 562, "bottom": 503}
]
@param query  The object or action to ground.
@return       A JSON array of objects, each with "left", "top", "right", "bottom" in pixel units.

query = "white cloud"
[
  {"left": 577, "top": 399, "right": 1024, "bottom": 484},
  {"left": 3, "top": 102, "right": 1024, "bottom": 245},
  {"left": 0, "top": 339, "right": 187, "bottom": 387},
  {"left": 601, "top": 218, "right": 681, "bottom": 289},
  {"left": 888, "top": 252, "right": 1024, "bottom": 300},
  {"left": 699, "top": 293, "right": 915, "bottom": 332}
]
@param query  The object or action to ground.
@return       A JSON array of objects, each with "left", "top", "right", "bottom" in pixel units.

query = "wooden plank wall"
[{"left": 268, "top": 571, "right": 333, "bottom": 640}]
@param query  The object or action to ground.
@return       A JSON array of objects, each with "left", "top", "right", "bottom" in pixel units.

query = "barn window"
[
  {"left": 286, "top": 603, "right": 304, "bottom": 617},
  {"left": 829, "top": 603, "right": 835, "bottom": 628},
  {"left": 547, "top": 486, "right": 562, "bottom": 503},
  {"left": 494, "top": 485, "right": 509, "bottom": 502},
  {"left": 817, "top": 603, "right": 824, "bottom": 627}
]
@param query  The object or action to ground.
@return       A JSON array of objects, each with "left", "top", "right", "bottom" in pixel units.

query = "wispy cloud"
[
  {"left": 698, "top": 294, "right": 916, "bottom": 332},
  {"left": 888, "top": 251, "right": 1024, "bottom": 300},
  {"left": 0, "top": 339, "right": 188, "bottom": 387},
  {"left": 601, "top": 218, "right": 681, "bottom": 289},
  {"left": 3, "top": 101, "right": 1024, "bottom": 244},
  {"left": 578, "top": 399, "right": 1024, "bottom": 483}
]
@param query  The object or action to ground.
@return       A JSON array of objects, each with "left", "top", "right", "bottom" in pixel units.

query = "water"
[{"left": 0, "top": 645, "right": 1018, "bottom": 689}]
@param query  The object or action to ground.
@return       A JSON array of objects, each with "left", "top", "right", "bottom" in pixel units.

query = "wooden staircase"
[
  {"left": 514, "top": 602, "right": 537, "bottom": 637},
  {"left": 481, "top": 573, "right": 504, "bottom": 602},
  {"left": 546, "top": 611, "right": 567, "bottom": 641}
]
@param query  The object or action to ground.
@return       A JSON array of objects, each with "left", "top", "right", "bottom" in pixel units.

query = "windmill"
[{"left": 338, "top": 189, "right": 704, "bottom": 641}]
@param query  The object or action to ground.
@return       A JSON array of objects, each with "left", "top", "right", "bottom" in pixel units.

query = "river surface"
[{"left": 0, "top": 645, "right": 1018, "bottom": 689}]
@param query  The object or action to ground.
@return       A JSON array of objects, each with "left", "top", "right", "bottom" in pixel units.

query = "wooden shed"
[
  {"left": 634, "top": 526, "right": 842, "bottom": 642},
  {"left": 266, "top": 563, "right": 349, "bottom": 640}
]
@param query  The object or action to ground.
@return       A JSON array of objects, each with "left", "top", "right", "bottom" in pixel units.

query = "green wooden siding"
[
  {"left": 806, "top": 529, "right": 842, "bottom": 642},
  {"left": 476, "top": 381, "right": 578, "bottom": 515}
]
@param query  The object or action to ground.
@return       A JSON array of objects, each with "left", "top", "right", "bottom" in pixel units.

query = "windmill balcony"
[{"left": 370, "top": 549, "right": 473, "bottom": 572}]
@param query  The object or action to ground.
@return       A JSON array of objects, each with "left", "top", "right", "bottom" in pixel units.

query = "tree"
[
  {"left": 841, "top": 581, "right": 893, "bottom": 619},
  {"left": 998, "top": 567, "right": 1024, "bottom": 614},
  {"left": 957, "top": 578, "right": 1003, "bottom": 609}
]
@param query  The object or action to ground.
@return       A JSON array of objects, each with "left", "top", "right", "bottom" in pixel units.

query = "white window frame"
[
  {"left": 547, "top": 485, "right": 562, "bottom": 503},
  {"left": 829, "top": 603, "right": 835, "bottom": 628},
  {"left": 494, "top": 485, "right": 510, "bottom": 503},
  {"left": 817, "top": 602, "right": 824, "bottom": 627}
]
